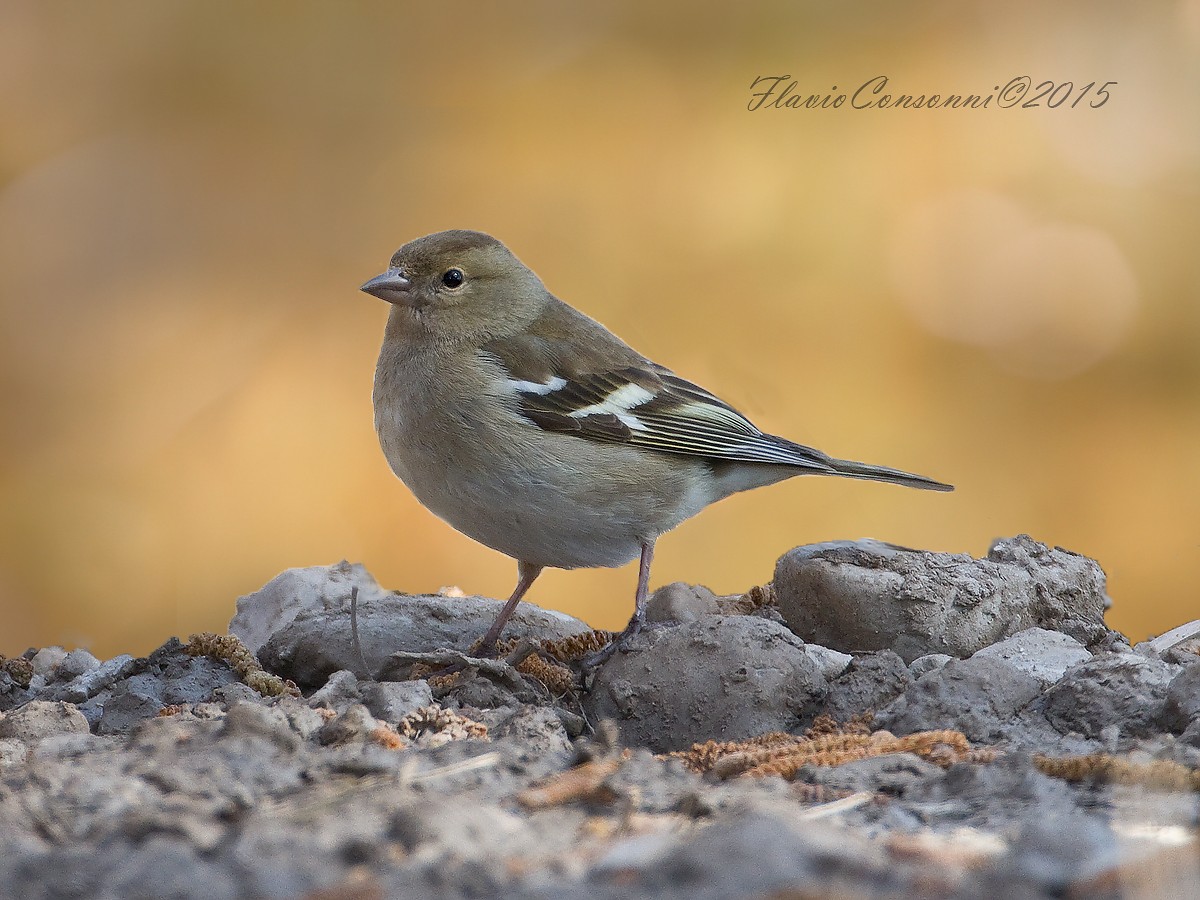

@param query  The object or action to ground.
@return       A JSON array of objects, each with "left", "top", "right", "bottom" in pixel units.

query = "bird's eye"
[{"left": 441, "top": 268, "right": 464, "bottom": 289}]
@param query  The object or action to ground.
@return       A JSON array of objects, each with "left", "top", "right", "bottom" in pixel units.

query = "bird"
[{"left": 362, "top": 229, "right": 952, "bottom": 666}]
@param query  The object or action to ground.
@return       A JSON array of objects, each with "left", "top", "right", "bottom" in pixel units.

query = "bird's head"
[{"left": 361, "top": 230, "right": 547, "bottom": 345}]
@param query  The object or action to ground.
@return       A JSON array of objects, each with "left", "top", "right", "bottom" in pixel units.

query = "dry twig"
[{"left": 516, "top": 758, "right": 623, "bottom": 809}]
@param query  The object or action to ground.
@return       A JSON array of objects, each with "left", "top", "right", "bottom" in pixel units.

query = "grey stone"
[
  {"left": 1000, "top": 812, "right": 1120, "bottom": 892},
  {"left": 0, "top": 737, "right": 27, "bottom": 769},
  {"left": 59, "top": 648, "right": 102, "bottom": 679},
  {"left": 361, "top": 679, "right": 433, "bottom": 723},
  {"left": 30, "top": 731, "right": 111, "bottom": 760},
  {"left": 909, "top": 653, "right": 953, "bottom": 678},
  {"left": 275, "top": 696, "right": 328, "bottom": 740},
  {"left": 584, "top": 616, "right": 828, "bottom": 752},
  {"left": 55, "top": 653, "right": 140, "bottom": 703},
  {"left": 308, "top": 669, "right": 363, "bottom": 713},
  {"left": 877, "top": 656, "right": 1044, "bottom": 744},
  {"left": 231, "top": 560, "right": 380, "bottom": 655},
  {"left": 1162, "top": 639, "right": 1200, "bottom": 667},
  {"left": 803, "top": 751, "right": 944, "bottom": 796},
  {"left": 800, "top": 643, "right": 853, "bottom": 680},
  {"left": 492, "top": 704, "right": 572, "bottom": 761},
  {"left": 250, "top": 564, "right": 590, "bottom": 688},
  {"left": 30, "top": 646, "right": 67, "bottom": 675},
  {"left": 644, "top": 582, "right": 720, "bottom": 624},
  {"left": 221, "top": 699, "right": 301, "bottom": 751},
  {"left": 775, "top": 535, "right": 1109, "bottom": 663},
  {"left": 81, "top": 643, "right": 241, "bottom": 734},
  {"left": 972, "top": 627, "right": 1091, "bottom": 687},
  {"left": 821, "top": 650, "right": 911, "bottom": 723},
  {"left": 1144, "top": 619, "right": 1200, "bottom": 656},
  {"left": 1039, "top": 653, "right": 1175, "bottom": 740},
  {"left": 0, "top": 700, "right": 90, "bottom": 742},
  {"left": 210, "top": 681, "right": 263, "bottom": 705},
  {"left": 1160, "top": 663, "right": 1200, "bottom": 733},
  {"left": 317, "top": 703, "right": 380, "bottom": 745},
  {"left": 97, "top": 684, "right": 165, "bottom": 735},
  {"left": 589, "top": 810, "right": 894, "bottom": 898},
  {"left": 103, "top": 837, "right": 241, "bottom": 900}
]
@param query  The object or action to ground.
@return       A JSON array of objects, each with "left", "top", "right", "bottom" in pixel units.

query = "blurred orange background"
[{"left": 1, "top": 3, "right": 1197, "bottom": 658}]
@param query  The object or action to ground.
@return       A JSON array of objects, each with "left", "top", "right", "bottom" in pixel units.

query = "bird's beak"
[{"left": 360, "top": 269, "right": 412, "bottom": 304}]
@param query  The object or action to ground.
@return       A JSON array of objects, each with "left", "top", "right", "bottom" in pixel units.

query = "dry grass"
[
  {"left": 1034, "top": 753, "right": 1200, "bottom": 792},
  {"left": 541, "top": 629, "right": 615, "bottom": 662},
  {"left": 717, "top": 583, "right": 777, "bottom": 616},
  {"left": 396, "top": 705, "right": 489, "bottom": 742},
  {"left": 183, "top": 632, "right": 299, "bottom": 698},
  {"left": 0, "top": 654, "right": 34, "bottom": 688},
  {"left": 669, "top": 716, "right": 977, "bottom": 780}
]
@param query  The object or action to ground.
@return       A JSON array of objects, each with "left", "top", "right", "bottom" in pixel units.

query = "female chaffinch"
[{"left": 362, "top": 230, "right": 952, "bottom": 665}]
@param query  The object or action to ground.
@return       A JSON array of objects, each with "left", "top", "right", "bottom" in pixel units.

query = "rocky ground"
[{"left": 1, "top": 535, "right": 1198, "bottom": 899}]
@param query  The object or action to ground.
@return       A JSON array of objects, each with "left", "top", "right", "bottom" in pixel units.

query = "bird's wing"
[
  {"left": 479, "top": 298, "right": 836, "bottom": 470},
  {"left": 480, "top": 299, "right": 952, "bottom": 491},
  {"left": 496, "top": 352, "right": 841, "bottom": 473}
]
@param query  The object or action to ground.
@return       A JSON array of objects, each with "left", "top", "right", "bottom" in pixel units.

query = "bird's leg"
[
  {"left": 624, "top": 539, "right": 655, "bottom": 641},
  {"left": 475, "top": 560, "right": 543, "bottom": 658},
  {"left": 581, "top": 540, "right": 655, "bottom": 672}
]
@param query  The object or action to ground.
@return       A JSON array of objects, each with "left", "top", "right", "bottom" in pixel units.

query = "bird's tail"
[{"left": 824, "top": 456, "right": 954, "bottom": 492}]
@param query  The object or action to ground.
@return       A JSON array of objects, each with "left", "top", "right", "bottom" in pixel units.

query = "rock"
[
  {"left": 221, "top": 700, "right": 301, "bottom": 751},
  {"left": 317, "top": 703, "right": 380, "bottom": 746},
  {"left": 30, "top": 647, "right": 67, "bottom": 676},
  {"left": 1162, "top": 639, "right": 1200, "bottom": 667},
  {"left": 774, "top": 536, "right": 1109, "bottom": 663},
  {"left": 800, "top": 643, "right": 853, "bottom": 680},
  {"left": 909, "top": 654, "right": 953, "bottom": 678},
  {"left": 210, "top": 682, "right": 263, "bottom": 705},
  {"left": 275, "top": 697, "right": 328, "bottom": 740},
  {"left": 102, "top": 837, "right": 241, "bottom": 900},
  {"left": 97, "top": 684, "right": 165, "bottom": 735},
  {"left": 360, "top": 680, "right": 433, "bottom": 724},
  {"left": 995, "top": 812, "right": 1119, "bottom": 893},
  {"left": 80, "top": 640, "right": 240, "bottom": 732},
  {"left": 972, "top": 628, "right": 1091, "bottom": 688},
  {"left": 0, "top": 700, "right": 90, "bottom": 742},
  {"left": 491, "top": 705, "right": 572, "bottom": 761},
  {"left": 58, "top": 648, "right": 102, "bottom": 679},
  {"left": 250, "top": 565, "right": 590, "bottom": 688},
  {"left": 583, "top": 616, "right": 828, "bottom": 752},
  {"left": 1038, "top": 653, "right": 1175, "bottom": 740},
  {"left": 803, "top": 751, "right": 944, "bottom": 796},
  {"left": 820, "top": 650, "right": 910, "bottom": 723},
  {"left": 1142, "top": 619, "right": 1200, "bottom": 657},
  {"left": 912, "top": 752, "right": 1099, "bottom": 851},
  {"left": 307, "top": 669, "right": 363, "bottom": 713},
  {"left": 589, "top": 810, "right": 895, "bottom": 898},
  {"left": 644, "top": 582, "right": 719, "bottom": 624},
  {"left": 55, "top": 653, "right": 140, "bottom": 703},
  {"left": 0, "top": 737, "right": 28, "bottom": 769},
  {"left": 31, "top": 732, "right": 110, "bottom": 760},
  {"left": 877, "top": 656, "right": 1043, "bottom": 744},
  {"left": 231, "top": 560, "right": 380, "bottom": 655},
  {"left": 1159, "top": 663, "right": 1200, "bottom": 734}
]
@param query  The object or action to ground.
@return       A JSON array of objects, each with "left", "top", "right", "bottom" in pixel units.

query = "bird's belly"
[
  {"left": 418, "top": 467, "right": 645, "bottom": 569},
  {"left": 377, "top": 403, "right": 707, "bottom": 569}
]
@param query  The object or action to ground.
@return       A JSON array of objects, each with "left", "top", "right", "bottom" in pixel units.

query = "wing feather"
[{"left": 505, "top": 363, "right": 837, "bottom": 472}]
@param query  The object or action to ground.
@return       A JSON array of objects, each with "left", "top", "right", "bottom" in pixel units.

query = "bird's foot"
[{"left": 578, "top": 614, "right": 645, "bottom": 676}]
